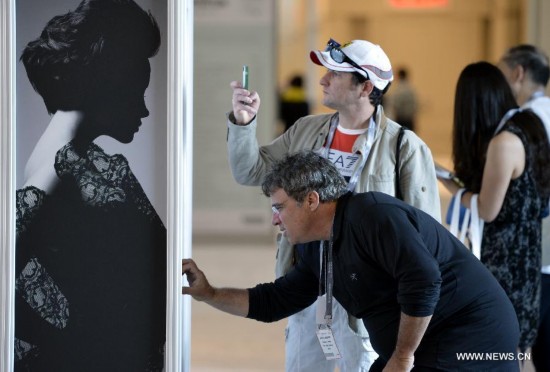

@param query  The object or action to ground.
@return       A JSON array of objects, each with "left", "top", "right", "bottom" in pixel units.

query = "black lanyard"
[{"left": 319, "top": 233, "right": 334, "bottom": 323}]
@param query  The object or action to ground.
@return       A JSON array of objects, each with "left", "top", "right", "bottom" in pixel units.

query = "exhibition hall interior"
[
  {"left": 191, "top": 0, "right": 549, "bottom": 371},
  {"left": 3, "top": 0, "right": 549, "bottom": 370}
]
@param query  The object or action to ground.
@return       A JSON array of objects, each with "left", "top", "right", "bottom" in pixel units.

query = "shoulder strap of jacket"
[{"left": 395, "top": 126, "right": 407, "bottom": 200}]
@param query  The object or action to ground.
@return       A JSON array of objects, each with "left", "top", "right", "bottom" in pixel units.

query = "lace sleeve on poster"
[{"left": 16, "top": 186, "right": 47, "bottom": 237}]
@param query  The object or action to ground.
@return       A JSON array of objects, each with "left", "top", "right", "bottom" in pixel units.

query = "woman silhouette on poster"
[{"left": 15, "top": 0, "right": 166, "bottom": 370}]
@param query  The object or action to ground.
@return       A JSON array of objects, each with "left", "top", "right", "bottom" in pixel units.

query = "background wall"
[
  {"left": 193, "top": 0, "right": 550, "bottom": 244},
  {"left": 276, "top": 0, "right": 537, "bottom": 159},
  {"left": 525, "top": 0, "right": 550, "bottom": 89},
  {"left": 193, "top": 0, "right": 277, "bottom": 237}
]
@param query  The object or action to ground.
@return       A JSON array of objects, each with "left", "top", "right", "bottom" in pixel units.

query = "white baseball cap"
[{"left": 310, "top": 39, "right": 394, "bottom": 90}]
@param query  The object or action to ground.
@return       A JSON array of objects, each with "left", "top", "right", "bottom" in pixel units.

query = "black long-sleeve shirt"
[{"left": 248, "top": 192, "right": 519, "bottom": 370}]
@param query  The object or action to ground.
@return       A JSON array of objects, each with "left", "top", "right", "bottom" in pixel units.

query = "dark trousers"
[{"left": 533, "top": 273, "right": 550, "bottom": 371}]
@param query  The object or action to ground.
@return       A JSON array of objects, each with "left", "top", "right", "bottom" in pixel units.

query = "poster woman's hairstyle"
[{"left": 21, "top": 0, "right": 161, "bottom": 114}]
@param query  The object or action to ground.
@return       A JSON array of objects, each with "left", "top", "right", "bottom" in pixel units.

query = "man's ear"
[
  {"left": 512, "top": 64, "right": 525, "bottom": 83},
  {"left": 306, "top": 191, "right": 320, "bottom": 211},
  {"left": 361, "top": 80, "right": 374, "bottom": 97}
]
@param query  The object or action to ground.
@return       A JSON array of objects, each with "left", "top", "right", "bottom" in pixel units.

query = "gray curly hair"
[{"left": 261, "top": 151, "right": 348, "bottom": 203}]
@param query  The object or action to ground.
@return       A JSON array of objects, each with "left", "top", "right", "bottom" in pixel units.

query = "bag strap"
[
  {"left": 450, "top": 188, "right": 467, "bottom": 238},
  {"left": 395, "top": 126, "right": 407, "bottom": 200},
  {"left": 449, "top": 189, "right": 483, "bottom": 258},
  {"left": 470, "top": 194, "right": 484, "bottom": 259}
]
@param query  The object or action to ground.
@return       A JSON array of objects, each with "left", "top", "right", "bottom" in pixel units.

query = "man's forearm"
[
  {"left": 383, "top": 312, "right": 432, "bottom": 371},
  {"left": 205, "top": 287, "right": 250, "bottom": 317},
  {"left": 226, "top": 118, "right": 265, "bottom": 186},
  {"left": 395, "top": 312, "right": 431, "bottom": 357}
]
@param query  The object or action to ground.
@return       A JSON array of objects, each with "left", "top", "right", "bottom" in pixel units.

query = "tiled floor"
[{"left": 190, "top": 242, "right": 286, "bottom": 371}]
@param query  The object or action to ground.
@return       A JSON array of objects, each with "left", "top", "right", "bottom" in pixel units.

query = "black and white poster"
[{"left": 13, "top": 0, "right": 170, "bottom": 370}]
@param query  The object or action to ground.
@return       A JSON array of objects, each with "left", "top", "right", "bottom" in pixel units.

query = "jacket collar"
[
  {"left": 332, "top": 191, "right": 354, "bottom": 243},
  {"left": 351, "top": 105, "right": 388, "bottom": 154}
]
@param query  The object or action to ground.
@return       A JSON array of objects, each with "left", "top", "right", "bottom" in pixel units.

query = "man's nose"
[
  {"left": 320, "top": 73, "right": 329, "bottom": 86},
  {"left": 271, "top": 208, "right": 281, "bottom": 226}
]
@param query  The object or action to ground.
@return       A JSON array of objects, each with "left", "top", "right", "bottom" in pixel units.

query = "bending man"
[{"left": 183, "top": 151, "right": 520, "bottom": 372}]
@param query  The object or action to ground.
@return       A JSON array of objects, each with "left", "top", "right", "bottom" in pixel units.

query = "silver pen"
[{"left": 242, "top": 65, "right": 249, "bottom": 90}]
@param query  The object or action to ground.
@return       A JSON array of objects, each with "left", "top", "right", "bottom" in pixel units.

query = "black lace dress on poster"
[
  {"left": 481, "top": 125, "right": 547, "bottom": 352},
  {"left": 14, "top": 142, "right": 166, "bottom": 371}
]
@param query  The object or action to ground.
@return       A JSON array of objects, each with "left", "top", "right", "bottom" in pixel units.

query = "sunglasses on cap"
[{"left": 324, "top": 39, "right": 370, "bottom": 79}]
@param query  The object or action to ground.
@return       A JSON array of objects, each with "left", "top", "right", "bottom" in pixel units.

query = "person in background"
[
  {"left": 183, "top": 151, "right": 520, "bottom": 372},
  {"left": 15, "top": 0, "right": 166, "bottom": 370},
  {"left": 386, "top": 67, "right": 419, "bottom": 132},
  {"left": 279, "top": 74, "right": 310, "bottom": 132},
  {"left": 226, "top": 38, "right": 440, "bottom": 371},
  {"left": 498, "top": 44, "right": 550, "bottom": 372},
  {"left": 439, "top": 61, "right": 550, "bottom": 358}
]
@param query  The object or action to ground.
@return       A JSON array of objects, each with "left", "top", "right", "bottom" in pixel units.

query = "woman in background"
[
  {"left": 439, "top": 61, "right": 550, "bottom": 354},
  {"left": 15, "top": 0, "right": 166, "bottom": 370}
]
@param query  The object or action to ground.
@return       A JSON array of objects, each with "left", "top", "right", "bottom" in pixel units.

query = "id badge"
[{"left": 316, "top": 327, "right": 341, "bottom": 360}]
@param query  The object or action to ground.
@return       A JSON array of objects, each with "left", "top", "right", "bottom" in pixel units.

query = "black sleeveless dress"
[{"left": 481, "top": 125, "right": 547, "bottom": 351}]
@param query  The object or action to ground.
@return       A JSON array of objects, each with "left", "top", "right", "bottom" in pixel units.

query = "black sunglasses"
[{"left": 324, "top": 39, "right": 370, "bottom": 79}]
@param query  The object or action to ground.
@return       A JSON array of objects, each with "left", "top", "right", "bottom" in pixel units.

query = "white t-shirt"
[{"left": 523, "top": 95, "right": 550, "bottom": 139}]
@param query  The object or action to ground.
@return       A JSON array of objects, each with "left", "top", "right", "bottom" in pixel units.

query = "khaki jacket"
[{"left": 226, "top": 106, "right": 441, "bottom": 335}]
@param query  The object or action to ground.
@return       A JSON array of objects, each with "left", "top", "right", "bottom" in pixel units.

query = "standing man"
[
  {"left": 183, "top": 151, "right": 520, "bottom": 372},
  {"left": 279, "top": 74, "right": 310, "bottom": 132},
  {"left": 387, "top": 67, "right": 419, "bottom": 132},
  {"left": 499, "top": 44, "right": 550, "bottom": 372},
  {"left": 226, "top": 39, "right": 441, "bottom": 371}
]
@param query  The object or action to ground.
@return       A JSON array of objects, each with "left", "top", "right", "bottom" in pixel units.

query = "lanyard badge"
[
  {"left": 315, "top": 239, "right": 342, "bottom": 360},
  {"left": 316, "top": 327, "right": 341, "bottom": 360}
]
